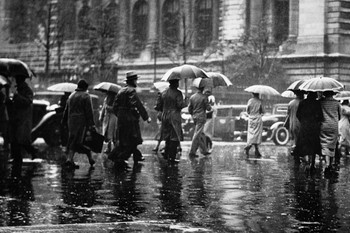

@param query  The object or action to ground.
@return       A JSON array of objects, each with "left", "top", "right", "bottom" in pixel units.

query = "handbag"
[{"left": 82, "top": 127, "right": 104, "bottom": 153}]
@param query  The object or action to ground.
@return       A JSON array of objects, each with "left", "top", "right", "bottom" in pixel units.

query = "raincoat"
[
  {"left": 339, "top": 103, "right": 350, "bottom": 147},
  {"left": 246, "top": 97, "right": 264, "bottom": 145},
  {"left": 287, "top": 97, "right": 302, "bottom": 143},
  {"left": 155, "top": 86, "right": 186, "bottom": 142},
  {"left": 63, "top": 90, "right": 95, "bottom": 153},
  {"left": 113, "top": 85, "right": 149, "bottom": 147},
  {"left": 100, "top": 92, "right": 118, "bottom": 143}
]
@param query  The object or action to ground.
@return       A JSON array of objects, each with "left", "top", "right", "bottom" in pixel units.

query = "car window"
[
  {"left": 216, "top": 108, "right": 230, "bottom": 117},
  {"left": 232, "top": 108, "right": 246, "bottom": 116}
]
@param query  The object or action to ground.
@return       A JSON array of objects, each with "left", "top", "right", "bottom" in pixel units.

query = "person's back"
[
  {"left": 67, "top": 91, "right": 94, "bottom": 124},
  {"left": 188, "top": 92, "right": 210, "bottom": 121}
]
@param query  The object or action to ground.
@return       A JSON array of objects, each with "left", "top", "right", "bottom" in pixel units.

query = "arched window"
[
  {"left": 104, "top": 0, "right": 119, "bottom": 39},
  {"left": 195, "top": 0, "right": 213, "bottom": 48},
  {"left": 274, "top": 0, "right": 289, "bottom": 43},
  {"left": 132, "top": 0, "right": 148, "bottom": 50},
  {"left": 78, "top": 0, "right": 90, "bottom": 39},
  {"left": 162, "top": 0, "right": 180, "bottom": 44}
]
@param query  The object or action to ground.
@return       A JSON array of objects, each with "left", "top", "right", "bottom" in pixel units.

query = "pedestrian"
[
  {"left": 155, "top": 79, "right": 186, "bottom": 162},
  {"left": 295, "top": 91, "right": 323, "bottom": 171},
  {"left": 188, "top": 84, "right": 212, "bottom": 157},
  {"left": 286, "top": 90, "right": 304, "bottom": 154},
  {"left": 113, "top": 71, "right": 151, "bottom": 167},
  {"left": 10, "top": 75, "right": 34, "bottom": 176},
  {"left": 338, "top": 99, "right": 350, "bottom": 155},
  {"left": 319, "top": 91, "right": 341, "bottom": 175},
  {"left": 203, "top": 89, "right": 216, "bottom": 151},
  {"left": 99, "top": 91, "right": 118, "bottom": 154},
  {"left": 0, "top": 84, "right": 9, "bottom": 151},
  {"left": 152, "top": 92, "right": 164, "bottom": 153},
  {"left": 244, "top": 92, "right": 265, "bottom": 157},
  {"left": 62, "top": 79, "right": 96, "bottom": 169}
]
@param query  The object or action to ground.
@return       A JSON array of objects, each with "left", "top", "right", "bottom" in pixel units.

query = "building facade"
[{"left": 0, "top": 0, "right": 350, "bottom": 90}]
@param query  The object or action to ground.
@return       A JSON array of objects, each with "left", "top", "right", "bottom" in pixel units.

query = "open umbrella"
[
  {"left": 299, "top": 76, "right": 344, "bottom": 92},
  {"left": 93, "top": 82, "right": 121, "bottom": 93},
  {"left": 281, "top": 90, "right": 296, "bottom": 98},
  {"left": 287, "top": 80, "right": 305, "bottom": 91},
  {"left": 334, "top": 90, "right": 350, "bottom": 100},
  {"left": 47, "top": 82, "right": 77, "bottom": 92},
  {"left": 153, "top": 81, "right": 169, "bottom": 93},
  {"left": 244, "top": 85, "right": 280, "bottom": 96},
  {"left": 192, "top": 77, "right": 206, "bottom": 88},
  {"left": 206, "top": 72, "right": 232, "bottom": 87},
  {"left": 161, "top": 64, "right": 208, "bottom": 81},
  {"left": 0, "top": 75, "right": 9, "bottom": 86},
  {"left": 0, "top": 58, "right": 35, "bottom": 79}
]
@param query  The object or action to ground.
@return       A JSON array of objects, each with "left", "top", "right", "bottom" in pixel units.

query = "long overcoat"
[
  {"left": 100, "top": 92, "right": 118, "bottom": 142},
  {"left": 155, "top": 87, "right": 186, "bottom": 142},
  {"left": 63, "top": 90, "right": 95, "bottom": 153},
  {"left": 113, "top": 85, "right": 148, "bottom": 147},
  {"left": 11, "top": 81, "right": 33, "bottom": 145}
]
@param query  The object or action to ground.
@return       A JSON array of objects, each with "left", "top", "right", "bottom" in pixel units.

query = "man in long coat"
[
  {"left": 62, "top": 79, "right": 96, "bottom": 169},
  {"left": 155, "top": 79, "right": 186, "bottom": 162},
  {"left": 10, "top": 75, "right": 33, "bottom": 176},
  {"left": 113, "top": 71, "right": 151, "bottom": 167}
]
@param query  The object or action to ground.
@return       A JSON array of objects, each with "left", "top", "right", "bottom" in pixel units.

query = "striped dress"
[{"left": 319, "top": 97, "right": 341, "bottom": 156}]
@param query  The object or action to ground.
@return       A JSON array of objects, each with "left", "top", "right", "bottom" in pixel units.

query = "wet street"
[{"left": 1, "top": 140, "right": 350, "bottom": 232}]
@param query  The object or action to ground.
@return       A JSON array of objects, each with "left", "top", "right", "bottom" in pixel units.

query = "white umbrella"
[
  {"left": 244, "top": 85, "right": 280, "bottom": 96},
  {"left": 153, "top": 82, "right": 169, "bottom": 93},
  {"left": 281, "top": 90, "right": 296, "bottom": 98},
  {"left": 47, "top": 82, "right": 77, "bottom": 92},
  {"left": 206, "top": 72, "right": 232, "bottom": 87},
  {"left": 94, "top": 82, "right": 121, "bottom": 93},
  {"left": 299, "top": 76, "right": 344, "bottom": 92},
  {"left": 161, "top": 64, "right": 208, "bottom": 81}
]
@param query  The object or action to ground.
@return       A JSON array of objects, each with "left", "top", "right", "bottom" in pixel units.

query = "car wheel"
[
  {"left": 272, "top": 126, "right": 289, "bottom": 146},
  {"left": 43, "top": 122, "right": 62, "bottom": 147}
]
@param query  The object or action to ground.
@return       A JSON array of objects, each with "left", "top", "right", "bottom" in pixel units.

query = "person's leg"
[
  {"left": 133, "top": 146, "right": 145, "bottom": 162},
  {"left": 86, "top": 150, "right": 95, "bottom": 166},
  {"left": 11, "top": 141, "right": 22, "bottom": 177},
  {"left": 189, "top": 121, "right": 201, "bottom": 156},
  {"left": 254, "top": 144, "right": 262, "bottom": 157}
]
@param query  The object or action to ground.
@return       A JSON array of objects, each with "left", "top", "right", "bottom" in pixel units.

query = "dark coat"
[
  {"left": 63, "top": 90, "right": 95, "bottom": 152},
  {"left": 11, "top": 81, "right": 33, "bottom": 145},
  {"left": 113, "top": 85, "right": 149, "bottom": 147},
  {"left": 295, "top": 97, "right": 323, "bottom": 156},
  {"left": 155, "top": 87, "right": 186, "bottom": 142}
]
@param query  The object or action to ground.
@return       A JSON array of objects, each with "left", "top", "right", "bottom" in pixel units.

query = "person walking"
[
  {"left": 188, "top": 84, "right": 212, "bottom": 157},
  {"left": 295, "top": 91, "right": 323, "bottom": 171},
  {"left": 203, "top": 89, "right": 216, "bottom": 151},
  {"left": 244, "top": 93, "right": 265, "bottom": 157},
  {"left": 0, "top": 84, "right": 9, "bottom": 151},
  {"left": 113, "top": 71, "right": 151, "bottom": 167},
  {"left": 10, "top": 75, "right": 34, "bottom": 176},
  {"left": 62, "top": 79, "right": 96, "bottom": 169},
  {"left": 155, "top": 79, "right": 186, "bottom": 162},
  {"left": 100, "top": 91, "right": 118, "bottom": 154},
  {"left": 338, "top": 99, "right": 350, "bottom": 155},
  {"left": 286, "top": 90, "right": 304, "bottom": 154},
  {"left": 319, "top": 91, "right": 341, "bottom": 175}
]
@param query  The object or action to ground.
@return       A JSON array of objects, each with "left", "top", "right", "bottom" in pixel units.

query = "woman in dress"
[{"left": 244, "top": 93, "right": 265, "bottom": 157}]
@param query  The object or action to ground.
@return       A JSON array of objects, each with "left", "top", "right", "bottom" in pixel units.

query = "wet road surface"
[{"left": 0, "top": 140, "right": 350, "bottom": 232}]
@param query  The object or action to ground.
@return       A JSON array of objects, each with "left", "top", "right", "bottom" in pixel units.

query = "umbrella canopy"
[
  {"left": 0, "top": 58, "right": 35, "bottom": 79},
  {"left": 0, "top": 75, "right": 9, "bottom": 86},
  {"left": 161, "top": 64, "right": 208, "bottom": 81},
  {"left": 281, "top": 90, "right": 296, "bottom": 98},
  {"left": 244, "top": 85, "right": 280, "bottom": 96},
  {"left": 192, "top": 77, "right": 206, "bottom": 88},
  {"left": 287, "top": 80, "right": 305, "bottom": 91},
  {"left": 299, "top": 76, "right": 344, "bottom": 92},
  {"left": 206, "top": 72, "right": 233, "bottom": 87},
  {"left": 47, "top": 82, "right": 77, "bottom": 92},
  {"left": 153, "top": 82, "right": 169, "bottom": 93},
  {"left": 334, "top": 90, "right": 350, "bottom": 100},
  {"left": 93, "top": 82, "right": 121, "bottom": 93}
]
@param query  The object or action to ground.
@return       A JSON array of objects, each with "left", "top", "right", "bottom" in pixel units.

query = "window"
[
  {"left": 274, "top": 0, "right": 289, "bottom": 44},
  {"left": 195, "top": 0, "right": 213, "bottom": 48},
  {"left": 104, "top": 0, "right": 118, "bottom": 39},
  {"left": 132, "top": 0, "right": 148, "bottom": 50},
  {"left": 162, "top": 0, "right": 180, "bottom": 44},
  {"left": 78, "top": 0, "right": 90, "bottom": 39}
]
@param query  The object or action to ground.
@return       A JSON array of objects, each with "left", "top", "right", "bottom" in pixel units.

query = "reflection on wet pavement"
[{"left": 0, "top": 142, "right": 350, "bottom": 232}]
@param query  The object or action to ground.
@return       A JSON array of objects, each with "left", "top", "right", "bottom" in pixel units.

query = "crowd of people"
[{"left": 285, "top": 90, "right": 343, "bottom": 177}]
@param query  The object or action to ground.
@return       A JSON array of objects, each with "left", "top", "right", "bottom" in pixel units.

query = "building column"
[
  {"left": 147, "top": 0, "right": 158, "bottom": 44},
  {"left": 288, "top": 0, "right": 299, "bottom": 41},
  {"left": 212, "top": 0, "right": 219, "bottom": 41},
  {"left": 267, "top": 0, "right": 275, "bottom": 44},
  {"left": 118, "top": 0, "right": 128, "bottom": 52}
]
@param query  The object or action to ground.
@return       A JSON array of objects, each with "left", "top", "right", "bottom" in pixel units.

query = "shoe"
[
  {"left": 244, "top": 147, "right": 250, "bottom": 156},
  {"left": 189, "top": 153, "right": 198, "bottom": 158},
  {"left": 202, "top": 151, "right": 211, "bottom": 156},
  {"left": 255, "top": 151, "right": 262, "bottom": 158}
]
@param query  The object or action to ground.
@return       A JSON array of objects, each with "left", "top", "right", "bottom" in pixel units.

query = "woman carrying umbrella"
[
  {"left": 338, "top": 99, "right": 350, "bottom": 155},
  {"left": 244, "top": 92, "right": 265, "bottom": 157},
  {"left": 100, "top": 91, "right": 118, "bottom": 154}
]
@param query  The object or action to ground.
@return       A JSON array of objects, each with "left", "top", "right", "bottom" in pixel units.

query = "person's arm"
[
  {"left": 13, "top": 86, "right": 33, "bottom": 107},
  {"left": 154, "top": 92, "right": 163, "bottom": 112},
  {"left": 85, "top": 95, "right": 95, "bottom": 127},
  {"left": 130, "top": 90, "right": 149, "bottom": 122}
]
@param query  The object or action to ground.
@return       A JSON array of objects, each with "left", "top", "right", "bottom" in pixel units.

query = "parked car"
[
  {"left": 31, "top": 92, "right": 101, "bottom": 146},
  {"left": 182, "top": 103, "right": 290, "bottom": 145}
]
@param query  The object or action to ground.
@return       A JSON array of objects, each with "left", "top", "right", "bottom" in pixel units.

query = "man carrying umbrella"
[{"left": 113, "top": 71, "right": 151, "bottom": 168}]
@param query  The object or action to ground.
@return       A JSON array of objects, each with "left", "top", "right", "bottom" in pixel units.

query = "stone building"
[{"left": 0, "top": 0, "right": 349, "bottom": 92}]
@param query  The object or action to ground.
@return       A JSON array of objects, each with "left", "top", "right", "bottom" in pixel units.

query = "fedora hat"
[{"left": 125, "top": 71, "right": 139, "bottom": 81}]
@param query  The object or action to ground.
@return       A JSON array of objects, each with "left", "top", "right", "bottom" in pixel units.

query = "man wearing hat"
[
  {"left": 113, "top": 71, "right": 151, "bottom": 167},
  {"left": 62, "top": 79, "right": 96, "bottom": 169}
]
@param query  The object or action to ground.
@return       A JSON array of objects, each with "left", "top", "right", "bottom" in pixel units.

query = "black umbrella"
[{"left": 0, "top": 58, "right": 35, "bottom": 80}]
